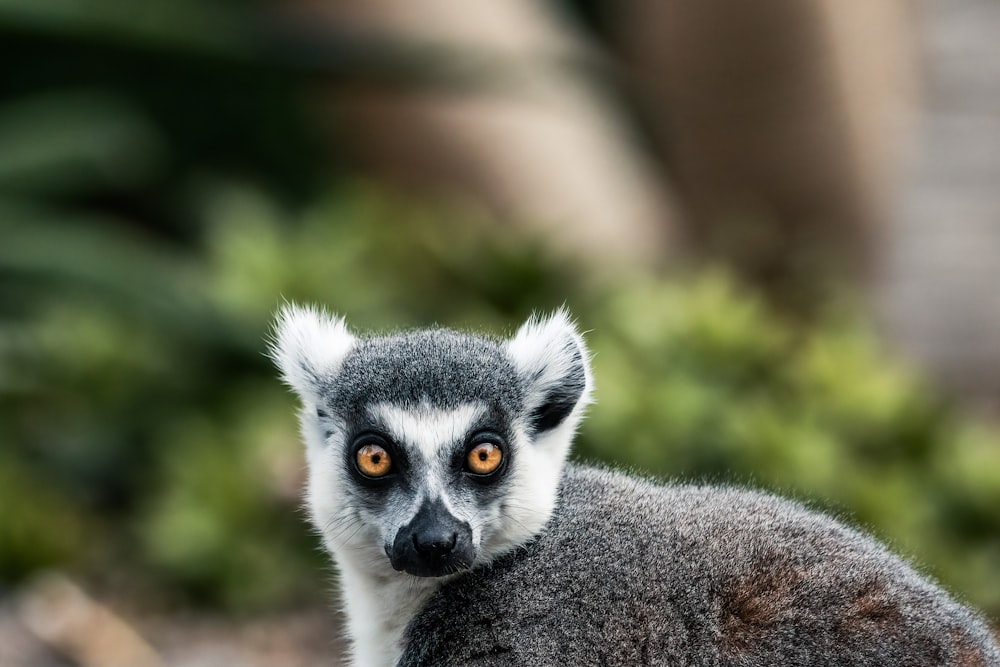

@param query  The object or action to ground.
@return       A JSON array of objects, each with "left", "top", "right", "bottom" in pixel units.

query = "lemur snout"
[{"left": 390, "top": 498, "right": 474, "bottom": 577}]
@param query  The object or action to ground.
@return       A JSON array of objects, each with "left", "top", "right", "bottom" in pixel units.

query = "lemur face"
[
  {"left": 271, "top": 307, "right": 591, "bottom": 578},
  {"left": 329, "top": 401, "right": 514, "bottom": 577}
]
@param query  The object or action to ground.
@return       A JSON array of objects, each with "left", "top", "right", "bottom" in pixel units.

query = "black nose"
[
  {"left": 390, "top": 498, "right": 475, "bottom": 577},
  {"left": 413, "top": 530, "right": 457, "bottom": 558}
]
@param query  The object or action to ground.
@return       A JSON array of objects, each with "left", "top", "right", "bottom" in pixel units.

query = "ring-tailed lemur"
[{"left": 271, "top": 306, "right": 1000, "bottom": 667}]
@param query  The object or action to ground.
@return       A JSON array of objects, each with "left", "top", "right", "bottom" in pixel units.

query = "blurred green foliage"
[
  {"left": 0, "top": 0, "right": 998, "bottom": 624},
  {"left": 3, "top": 188, "right": 1000, "bottom": 617}
]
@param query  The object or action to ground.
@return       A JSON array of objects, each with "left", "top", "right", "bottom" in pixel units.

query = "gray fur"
[
  {"left": 329, "top": 329, "right": 523, "bottom": 419},
  {"left": 270, "top": 306, "right": 1000, "bottom": 667},
  {"left": 400, "top": 465, "right": 1000, "bottom": 666}
]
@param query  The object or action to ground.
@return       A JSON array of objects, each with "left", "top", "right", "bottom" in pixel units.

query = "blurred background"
[{"left": 1, "top": 0, "right": 998, "bottom": 664}]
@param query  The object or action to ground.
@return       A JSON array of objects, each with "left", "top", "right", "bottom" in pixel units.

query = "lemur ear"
[
  {"left": 506, "top": 309, "right": 592, "bottom": 436},
  {"left": 269, "top": 303, "right": 356, "bottom": 405}
]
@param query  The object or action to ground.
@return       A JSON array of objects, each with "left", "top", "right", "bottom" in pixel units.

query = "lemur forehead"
[
  {"left": 369, "top": 402, "right": 487, "bottom": 461},
  {"left": 327, "top": 328, "right": 523, "bottom": 414}
]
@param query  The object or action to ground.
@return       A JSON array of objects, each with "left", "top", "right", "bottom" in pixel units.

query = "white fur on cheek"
[
  {"left": 477, "top": 417, "right": 578, "bottom": 564},
  {"left": 299, "top": 414, "right": 357, "bottom": 553}
]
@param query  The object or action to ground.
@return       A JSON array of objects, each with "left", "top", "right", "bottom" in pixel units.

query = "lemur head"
[{"left": 271, "top": 306, "right": 592, "bottom": 578}]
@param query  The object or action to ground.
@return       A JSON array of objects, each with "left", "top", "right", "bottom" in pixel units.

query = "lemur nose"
[
  {"left": 390, "top": 498, "right": 476, "bottom": 576},
  {"left": 413, "top": 531, "right": 458, "bottom": 557}
]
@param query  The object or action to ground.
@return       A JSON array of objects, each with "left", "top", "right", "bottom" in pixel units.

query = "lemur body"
[
  {"left": 271, "top": 306, "right": 1000, "bottom": 667},
  {"left": 402, "top": 465, "right": 1000, "bottom": 665}
]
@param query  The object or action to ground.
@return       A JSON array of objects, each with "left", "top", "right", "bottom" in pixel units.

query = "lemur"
[{"left": 271, "top": 305, "right": 1000, "bottom": 666}]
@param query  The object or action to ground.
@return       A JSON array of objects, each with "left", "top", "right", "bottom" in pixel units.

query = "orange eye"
[
  {"left": 466, "top": 442, "right": 503, "bottom": 475},
  {"left": 356, "top": 443, "right": 392, "bottom": 478}
]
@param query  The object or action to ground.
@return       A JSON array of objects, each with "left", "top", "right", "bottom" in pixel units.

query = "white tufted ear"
[
  {"left": 269, "top": 303, "right": 356, "bottom": 405},
  {"left": 506, "top": 309, "right": 592, "bottom": 435}
]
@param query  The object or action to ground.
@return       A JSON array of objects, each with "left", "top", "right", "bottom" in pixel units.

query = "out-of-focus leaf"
[
  {"left": 0, "top": 91, "right": 162, "bottom": 193},
  {"left": 0, "top": 0, "right": 252, "bottom": 58}
]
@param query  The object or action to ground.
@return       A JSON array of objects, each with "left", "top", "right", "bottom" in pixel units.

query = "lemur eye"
[
  {"left": 466, "top": 442, "right": 503, "bottom": 476},
  {"left": 356, "top": 443, "right": 392, "bottom": 478}
]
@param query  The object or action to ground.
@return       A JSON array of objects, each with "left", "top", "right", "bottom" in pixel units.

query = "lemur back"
[
  {"left": 270, "top": 306, "right": 1000, "bottom": 667},
  {"left": 401, "top": 465, "right": 1000, "bottom": 666}
]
